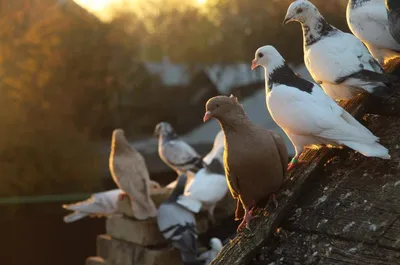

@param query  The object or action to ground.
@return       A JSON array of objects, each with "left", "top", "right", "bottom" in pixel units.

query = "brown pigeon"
[
  {"left": 203, "top": 95, "right": 288, "bottom": 231},
  {"left": 109, "top": 129, "right": 157, "bottom": 220}
]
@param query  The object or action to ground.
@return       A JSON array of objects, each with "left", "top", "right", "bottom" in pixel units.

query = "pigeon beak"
[
  {"left": 283, "top": 15, "right": 293, "bottom": 25},
  {"left": 251, "top": 59, "right": 258, "bottom": 70},
  {"left": 203, "top": 111, "right": 212, "bottom": 122}
]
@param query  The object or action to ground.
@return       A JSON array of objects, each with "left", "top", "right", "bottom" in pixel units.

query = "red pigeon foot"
[
  {"left": 118, "top": 192, "right": 128, "bottom": 201},
  {"left": 287, "top": 156, "right": 301, "bottom": 171},
  {"left": 237, "top": 206, "right": 259, "bottom": 232}
]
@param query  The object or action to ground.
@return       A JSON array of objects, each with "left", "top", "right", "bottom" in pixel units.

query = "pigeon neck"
[
  {"left": 349, "top": 0, "right": 371, "bottom": 9},
  {"left": 161, "top": 132, "right": 178, "bottom": 142},
  {"left": 267, "top": 63, "right": 314, "bottom": 94},
  {"left": 263, "top": 59, "right": 286, "bottom": 91},
  {"left": 217, "top": 114, "right": 252, "bottom": 133},
  {"left": 112, "top": 139, "right": 133, "bottom": 154},
  {"left": 168, "top": 178, "right": 186, "bottom": 202},
  {"left": 301, "top": 15, "right": 336, "bottom": 47}
]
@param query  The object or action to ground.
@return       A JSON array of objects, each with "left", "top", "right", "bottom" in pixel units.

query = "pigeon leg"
[
  {"left": 118, "top": 192, "right": 128, "bottom": 201},
  {"left": 287, "top": 155, "right": 302, "bottom": 171},
  {"left": 237, "top": 205, "right": 259, "bottom": 232},
  {"left": 207, "top": 204, "right": 217, "bottom": 225}
]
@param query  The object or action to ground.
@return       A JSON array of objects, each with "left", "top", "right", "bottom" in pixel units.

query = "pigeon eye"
[
  {"left": 297, "top": 8, "right": 303, "bottom": 13},
  {"left": 258, "top": 53, "right": 264, "bottom": 58},
  {"left": 216, "top": 104, "right": 220, "bottom": 108}
]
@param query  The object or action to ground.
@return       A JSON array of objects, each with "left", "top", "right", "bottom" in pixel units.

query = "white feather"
[
  {"left": 62, "top": 189, "right": 121, "bottom": 223},
  {"left": 203, "top": 130, "right": 224, "bottom": 165},
  {"left": 255, "top": 45, "right": 390, "bottom": 160},
  {"left": 347, "top": 0, "right": 400, "bottom": 63},
  {"left": 176, "top": 168, "right": 228, "bottom": 215}
]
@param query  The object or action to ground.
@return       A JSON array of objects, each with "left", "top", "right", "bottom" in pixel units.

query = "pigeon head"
[
  {"left": 252, "top": 45, "right": 285, "bottom": 72},
  {"left": 154, "top": 122, "right": 175, "bottom": 138},
  {"left": 203, "top": 95, "right": 245, "bottom": 123},
  {"left": 111, "top": 128, "right": 133, "bottom": 153},
  {"left": 283, "top": 0, "right": 320, "bottom": 25},
  {"left": 210, "top": 238, "right": 223, "bottom": 250}
]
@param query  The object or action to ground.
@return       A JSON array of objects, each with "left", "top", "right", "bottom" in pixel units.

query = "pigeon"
[
  {"left": 198, "top": 238, "right": 223, "bottom": 265},
  {"left": 251, "top": 45, "right": 391, "bottom": 171},
  {"left": 346, "top": 0, "right": 400, "bottom": 64},
  {"left": 62, "top": 189, "right": 121, "bottom": 223},
  {"left": 283, "top": 0, "right": 396, "bottom": 101},
  {"left": 203, "top": 130, "right": 225, "bottom": 175},
  {"left": 385, "top": 0, "right": 400, "bottom": 44},
  {"left": 109, "top": 129, "right": 157, "bottom": 220},
  {"left": 203, "top": 95, "right": 288, "bottom": 231},
  {"left": 157, "top": 174, "right": 202, "bottom": 265},
  {"left": 176, "top": 157, "right": 229, "bottom": 223},
  {"left": 155, "top": 122, "right": 206, "bottom": 175}
]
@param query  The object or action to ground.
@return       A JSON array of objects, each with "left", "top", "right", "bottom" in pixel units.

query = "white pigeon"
[
  {"left": 176, "top": 157, "right": 228, "bottom": 223},
  {"left": 157, "top": 174, "right": 202, "bottom": 265},
  {"left": 155, "top": 122, "right": 206, "bottom": 175},
  {"left": 346, "top": 0, "right": 400, "bottom": 64},
  {"left": 62, "top": 189, "right": 121, "bottom": 223},
  {"left": 166, "top": 130, "right": 225, "bottom": 189},
  {"left": 203, "top": 130, "right": 224, "bottom": 166},
  {"left": 283, "top": 0, "right": 395, "bottom": 101},
  {"left": 198, "top": 238, "right": 223, "bottom": 265},
  {"left": 251, "top": 45, "right": 390, "bottom": 171}
]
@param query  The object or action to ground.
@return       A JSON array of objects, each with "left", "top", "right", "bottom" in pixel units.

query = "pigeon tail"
[
  {"left": 63, "top": 212, "right": 89, "bottom": 223},
  {"left": 371, "top": 85, "right": 396, "bottom": 98},
  {"left": 129, "top": 196, "right": 157, "bottom": 220},
  {"left": 176, "top": 196, "right": 202, "bottom": 213},
  {"left": 341, "top": 140, "right": 391, "bottom": 159}
]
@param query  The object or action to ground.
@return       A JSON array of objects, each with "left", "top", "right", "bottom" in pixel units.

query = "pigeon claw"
[
  {"left": 287, "top": 156, "right": 300, "bottom": 171},
  {"left": 118, "top": 192, "right": 128, "bottom": 201}
]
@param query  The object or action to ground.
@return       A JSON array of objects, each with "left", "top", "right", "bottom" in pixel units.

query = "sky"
[{"left": 73, "top": 0, "right": 207, "bottom": 21}]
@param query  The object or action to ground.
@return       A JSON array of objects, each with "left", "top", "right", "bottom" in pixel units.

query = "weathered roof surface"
[{"left": 209, "top": 90, "right": 400, "bottom": 265}]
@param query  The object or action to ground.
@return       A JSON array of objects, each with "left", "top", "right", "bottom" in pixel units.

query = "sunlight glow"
[
  {"left": 73, "top": 0, "right": 128, "bottom": 21},
  {"left": 195, "top": 0, "right": 207, "bottom": 5}
]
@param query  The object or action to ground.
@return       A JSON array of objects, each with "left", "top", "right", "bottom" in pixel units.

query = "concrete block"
[
  {"left": 86, "top": 256, "right": 105, "bottom": 265},
  {"left": 116, "top": 187, "right": 172, "bottom": 218},
  {"left": 106, "top": 215, "right": 166, "bottom": 246},
  {"left": 107, "top": 238, "right": 139, "bottom": 265},
  {"left": 108, "top": 238, "right": 181, "bottom": 265},
  {"left": 96, "top": 234, "right": 112, "bottom": 260},
  {"left": 137, "top": 247, "right": 181, "bottom": 265}
]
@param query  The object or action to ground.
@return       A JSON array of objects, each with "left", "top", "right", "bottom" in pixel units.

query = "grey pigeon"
[
  {"left": 155, "top": 122, "right": 206, "bottom": 174},
  {"left": 347, "top": 0, "right": 400, "bottom": 64},
  {"left": 386, "top": 0, "right": 400, "bottom": 44},
  {"left": 157, "top": 174, "right": 201, "bottom": 265}
]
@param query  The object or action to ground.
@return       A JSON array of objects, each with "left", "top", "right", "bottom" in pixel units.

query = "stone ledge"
[
  {"left": 108, "top": 237, "right": 181, "bottom": 265},
  {"left": 86, "top": 256, "right": 105, "bottom": 265},
  {"left": 96, "top": 234, "right": 112, "bottom": 260},
  {"left": 106, "top": 215, "right": 166, "bottom": 246}
]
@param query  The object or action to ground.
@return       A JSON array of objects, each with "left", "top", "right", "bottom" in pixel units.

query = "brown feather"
[{"left": 205, "top": 96, "right": 288, "bottom": 211}]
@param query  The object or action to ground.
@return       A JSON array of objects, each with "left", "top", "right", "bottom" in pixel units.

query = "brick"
[
  {"left": 116, "top": 187, "right": 172, "bottom": 218},
  {"left": 96, "top": 234, "right": 112, "bottom": 260},
  {"left": 106, "top": 215, "right": 166, "bottom": 246},
  {"left": 86, "top": 256, "right": 105, "bottom": 265}
]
